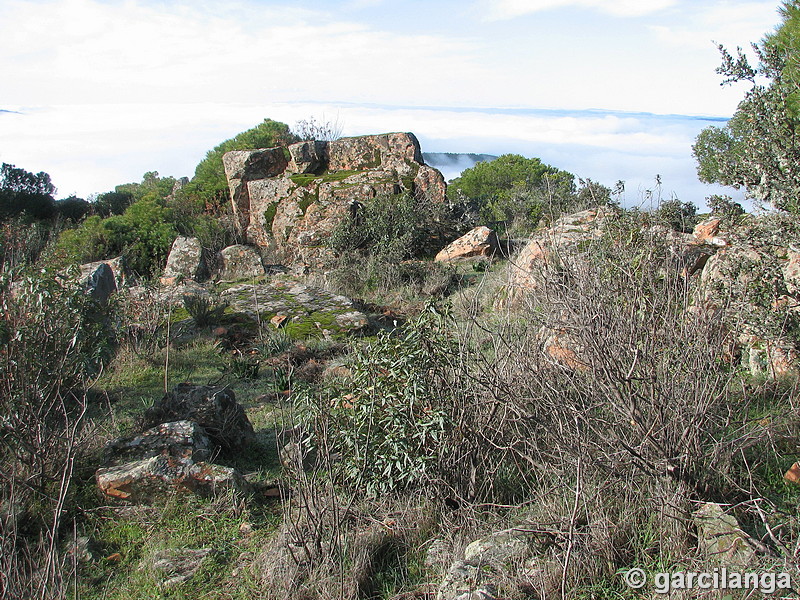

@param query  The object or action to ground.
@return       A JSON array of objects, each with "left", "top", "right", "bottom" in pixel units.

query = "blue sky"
[{"left": 0, "top": 0, "right": 786, "bottom": 206}]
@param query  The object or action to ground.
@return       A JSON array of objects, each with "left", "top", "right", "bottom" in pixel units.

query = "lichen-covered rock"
[
  {"left": 287, "top": 140, "right": 326, "bottom": 174},
  {"left": 223, "top": 133, "right": 446, "bottom": 267},
  {"left": 223, "top": 147, "right": 290, "bottom": 235},
  {"left": 695, "top": 232, "right": 800, "bottom": 378},
  {"left": 507, "top": 207, "right": 613, "bottom": 297},
  {"left": 435, "top": 226, "right": 499, "bottom": 262},
  {"left": 143, "top": 384, "right": 255, "bottom": 452},
  {"left": 693, "top": 502, "right": 761, "bottom": 567},
  {"left": 437, "top": 529, "right": 549, "bottom": 600},
  {"left": 79, "top": 256, "right": 126, "bottom": 289},
  {"left": 783, "top": 248, "right": 800, "bottom": 295},
  {"left": 219, "top": 281, "right": 371, "bottom": 337},
  {"left": 95, "top": 455, "right": 249, "bottom": 503},
  {"left": 217, "top": 244, "right": 266, "bottom": 281},
  {"left": 161, "top": 236, "right": 207, "bottom": 285},
  {"left": 103, "top": 420, "right": 211, "bottom": 466}
]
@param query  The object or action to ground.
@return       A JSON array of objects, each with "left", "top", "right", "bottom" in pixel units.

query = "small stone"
[
  {"left": 270, "top": 314, "right": 288, "bottom": 328},
  {"left": 784, "top": 462, "right": 800, "bottom": 484},
  {"left": 239, "top": 522, "right": 253, "bottom": 536}
]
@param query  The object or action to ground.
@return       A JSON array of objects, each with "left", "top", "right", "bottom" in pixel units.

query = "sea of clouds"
[{"left": 1, "top": 101, "right": 743, "bottom": 210}]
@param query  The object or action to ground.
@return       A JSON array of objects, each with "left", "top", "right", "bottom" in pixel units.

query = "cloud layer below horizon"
[
  {"left": 0, "top": 0, "right": 778, "bottom": 208},
  {"left": 0, "top": 101, "right": 740, "bottom": 208}
]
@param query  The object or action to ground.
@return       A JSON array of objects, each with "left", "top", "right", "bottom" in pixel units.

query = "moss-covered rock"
[{"left": 219, "top": 282, "right": 371, "bottom": 339}]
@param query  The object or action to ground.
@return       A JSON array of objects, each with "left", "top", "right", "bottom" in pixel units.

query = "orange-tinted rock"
[
  {"left": 270, "top": 314, "right": 288, "bottom": 328},
  {"left": 505, "top": 208, "right": 613, "bottom": 302},
  {"left": 95, "top": 455, "right": 249, "bottom": 503},
  {"left": 692, "top": 217, "right": 726, "bottom": 246},
  {"left": 784, "top": 462, "right": 800, "bottom": 484},
  {"left": 435, "top": 226, "right": 498, "bottom": 262},
  {"left": 784, "top": 249, "right": 800, "bottom": 295}
]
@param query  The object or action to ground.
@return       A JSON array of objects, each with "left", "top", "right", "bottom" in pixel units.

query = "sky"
[{"left": 0, "top": 0, "right": 787, "bottom": 207}]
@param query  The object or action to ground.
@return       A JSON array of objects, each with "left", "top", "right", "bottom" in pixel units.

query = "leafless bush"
[
  {"left": 113, "top": 286, "right": 169, "bottom": 357},
  {"left": 0, "top": 267, "right": 105, "bottom": 599},
  {"left": 292, "top": 116, "right": 344, "bottom": 142}
]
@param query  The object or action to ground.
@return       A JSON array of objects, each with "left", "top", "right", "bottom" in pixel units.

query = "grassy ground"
[{"left": 49, "top": 255, "right": 800, "bottom": 599}]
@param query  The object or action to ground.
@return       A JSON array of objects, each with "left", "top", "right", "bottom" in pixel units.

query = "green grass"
[
  {"left": 263, "top": 202, "right": 278, "bottom": 231},
  {"left": 73, "top": 492, "right": 279, "bottom": 600}
]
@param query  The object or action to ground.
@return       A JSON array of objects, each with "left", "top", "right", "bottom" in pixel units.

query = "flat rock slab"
[
  {"left": 220, "top": 281, "right": 371, "bottom": 337},
  {"left": 103, "top": 420, "right": 211, "bottom": 466},
  {"left": 96, "top": 455, "right": 249, "bottom": 503}
]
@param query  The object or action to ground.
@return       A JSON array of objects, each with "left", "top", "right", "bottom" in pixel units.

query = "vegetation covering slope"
[{"left": 3, "top": 4, "right": 800, "bottom": 599}]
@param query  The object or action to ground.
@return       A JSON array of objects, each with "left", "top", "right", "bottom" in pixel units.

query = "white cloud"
[
  {"left": 0, "top": 101, "right": 730, "bottom": 208},
  {"left": 0, "top": 0, "right": 486, "bottom": 107},
  {"left": 650, "top": 1, "right": 781, "bottom": 50},
  {"left": 481, "top": 0, "right": 678, "bottom": 20}
]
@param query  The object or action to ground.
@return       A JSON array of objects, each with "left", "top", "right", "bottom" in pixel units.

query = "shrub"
[
  {"left": 300, "top": 305, "right": 457, "bottom": 496},
  {"left": 706, "top": 193, "right": 745, "bottom": 224},
  {"left": 0, "top": 266, "right": 109, "bottom": 598},
  {"left": 183, "top": 294, "right": 227, "bottom": 328},
  {"left": 53, "top": 200, "right": 177, "bottom": 278},
  {"left": 654, "top": 198, "right": 698, "bottom": 232},
  {"left": 328, "top": 192, "right": 445, "bottom": 261}
]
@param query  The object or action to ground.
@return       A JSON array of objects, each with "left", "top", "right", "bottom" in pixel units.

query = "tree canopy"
[
  {"left": 693, "top": 0, "right": 800, "bottom": 212},
  {"left": 0, "top": 163, "right": 57, "bottom": 221},
  {"left": 447, "top": 154, "right": 582, "bottom": 230}
]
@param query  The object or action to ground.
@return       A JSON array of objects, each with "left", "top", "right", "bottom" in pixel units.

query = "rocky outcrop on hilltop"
[
  {"left": 223, "top": 133, "right": 446, "bottom": 268},
  {"left": 504, "top": 208, "right": 800, "bottom": 377}
]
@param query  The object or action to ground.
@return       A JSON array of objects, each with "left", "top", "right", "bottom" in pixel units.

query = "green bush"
[
  {"left": 183, "top": 294, "right": 227, "bottom": 327},
  {"left": 448, "top": 154, "right": 577, "bottom": 227},
  {"left": 301, "top": 305, "right": 455, "bottom": 496},
  {"left": 654, "top": 198, "right": 698, "bottom": 232},
  {"left": 53, "top": 199, "right": 177, "bottom": 278},
  {"left": 329, "top": 191, "right": 445, "bottom": 261},
  {"left": 185, "top": 118, "right": 297, "bottom": 209}
]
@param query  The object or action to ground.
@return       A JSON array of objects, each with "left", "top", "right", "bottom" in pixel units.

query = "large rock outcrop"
[{"left": 223, "top": 133, "right": 446, "bottom": 267}]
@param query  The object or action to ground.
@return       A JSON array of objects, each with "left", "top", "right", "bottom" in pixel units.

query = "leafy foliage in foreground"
[
  {"left": 301, "top": 305, "right": 456, "bottom": 496},
  {"left": 693, "top": 0, "right": 800, "bottom": 211},
  {"left": 0, "top": 266, "right": 110, "bottom": 597}
]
